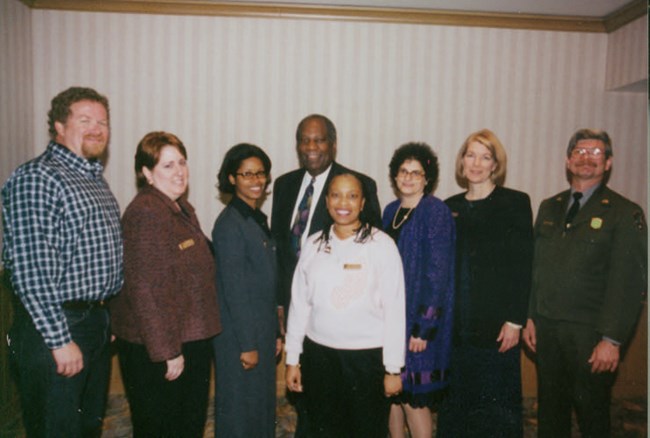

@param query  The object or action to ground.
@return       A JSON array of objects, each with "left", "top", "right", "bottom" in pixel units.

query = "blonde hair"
[{"left": 455, "top": 129, "right": 507, "bottom": 189}]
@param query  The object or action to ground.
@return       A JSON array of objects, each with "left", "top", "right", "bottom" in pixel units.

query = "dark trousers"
[
  {"left": 8, "top": 304, "right": 111, "bottom": 438},
  {"left": 536, "top": 317, "right": 615, "bottom": 438},
  {"left": 301, "top": 337, "right": 389, "bottom": 438},
  {"left": 116, "top": 338, "right": 212, "bottom": 438}
]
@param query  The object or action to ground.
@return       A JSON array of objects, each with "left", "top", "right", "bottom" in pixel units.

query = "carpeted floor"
[
  {"left": 99, "top": 395, "right": 646, "bottom": 438},
  {"left": 1, "top": 394, "right": 646, "bottom": 437}
]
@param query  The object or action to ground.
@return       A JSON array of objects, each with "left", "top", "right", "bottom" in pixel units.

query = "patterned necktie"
[
  {"left": 291, "top": 177, "right": 316, "bottom": 255},
  {"left": 564, "top": 191, "right": 583, "bottom": 228}
]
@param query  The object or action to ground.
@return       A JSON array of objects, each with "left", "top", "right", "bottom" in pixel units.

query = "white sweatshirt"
[{"left": 285, "top": 227, "right": 406, "bottom": 373}]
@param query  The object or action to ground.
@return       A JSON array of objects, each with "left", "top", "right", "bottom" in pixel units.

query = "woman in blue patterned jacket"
[{"left": 383, "top": 142, "right": 456, "bottom": 438}]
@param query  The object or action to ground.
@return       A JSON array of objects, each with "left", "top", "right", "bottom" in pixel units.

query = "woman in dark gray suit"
[{"left": 212, "top": 143, "right": 280, "bottom": 438}]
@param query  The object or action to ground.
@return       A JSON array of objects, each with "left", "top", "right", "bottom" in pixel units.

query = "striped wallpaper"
[
  {"left": 1, "top": 0, "right": 647, "bottom": 239},
  {"left": 606, "top": 15, "right": 647, "bottom": 90},
  {"left": 0, "top": 0, "right": 33, "bottom": 183}
]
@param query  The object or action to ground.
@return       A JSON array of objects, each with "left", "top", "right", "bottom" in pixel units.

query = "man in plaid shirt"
[{"left": 2, "top": 87, "right": 123, "bottom": 437}]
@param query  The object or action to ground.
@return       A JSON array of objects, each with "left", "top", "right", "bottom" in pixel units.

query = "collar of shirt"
[
  {"left": 49, "top": 141, "right": 104, "bottom": 179},
  {"left": 230, "top": 195, "right": 271, "bottom": 236},
  {"left": 569, "top": 183, "right": 600, "bottom": 211},
  {"left": 292, "top": 164, "right": 333, "bottom": 244}
]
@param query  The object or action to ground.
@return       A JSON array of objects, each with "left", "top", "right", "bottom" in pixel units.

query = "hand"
[
  {"left": 286, "top": 364, "right": 303, "bottom": 392},
  {"left": 408, "top": 336, "right": 427, "bottom": 353},
  {"left": 240, "top": 350, "right": 259, "bottom": 370},
  {"left": 275, "top": 338, "right": 283, "bottom": 357},
  {"left": 497, "top": 323, "right": 521, "bottom": 353},
  {"left": 522, "top": 319, "right": 537, "bottom": 353},
  {"left": 51, "top": 341, "right": 84, "bottom": 377},
  {"left": 165, "top": 354, "right": 184, "bottom": 381},
  {"left": 588, "top": 340, "right": 620, "bottom": 373},
  {"left": 384, "top": 374, "right": 402, "bottom": 397}
]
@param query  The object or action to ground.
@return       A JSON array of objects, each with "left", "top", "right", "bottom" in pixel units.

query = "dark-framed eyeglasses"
[{"left": 236, "top": 171, "right": 268, "bottom": 180}]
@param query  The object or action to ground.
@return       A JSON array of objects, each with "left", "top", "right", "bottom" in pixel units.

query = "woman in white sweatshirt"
[{"left": 285, "top": 173, "right": 406, "bottom": 438}]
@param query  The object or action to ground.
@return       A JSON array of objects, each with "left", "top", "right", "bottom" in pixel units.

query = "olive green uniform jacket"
[{"left": 529, "top": 185, "right": 647, "bottom": 344}]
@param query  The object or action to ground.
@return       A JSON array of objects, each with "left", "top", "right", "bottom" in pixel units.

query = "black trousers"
[
  {"left": 116, "top": 338, "right": 212, "bottom": 438},
  {"left": 8, "top": 304, "right": 111, "bottom": 438},
  {"left": 301, "top": 337, "right": 389, "bottom": 438},
  {"left": 536, "top": 317, "right": 616, "bottom": 438}
]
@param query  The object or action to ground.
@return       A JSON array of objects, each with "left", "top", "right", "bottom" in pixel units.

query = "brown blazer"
[{"left": 111, "top": 186, "right": 221, "bottom": 362}]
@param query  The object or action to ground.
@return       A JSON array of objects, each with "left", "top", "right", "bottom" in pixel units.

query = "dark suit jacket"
[
  {"left": 445, "top": 186, "right": 534, "bottom": 347},
  {"left": 271, "top": 162, "right": 382, "bottom": 311},
  {"left": 529, "top": 185, "right": 647, "bottom": 344}
]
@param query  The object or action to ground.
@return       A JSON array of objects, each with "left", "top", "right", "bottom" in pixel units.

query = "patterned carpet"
[
  {"left": 99, "top": 395, "right": 646, "bottom": 438},
  {"left": 1, "top": 393, "right": 646, "bottom": 437}
]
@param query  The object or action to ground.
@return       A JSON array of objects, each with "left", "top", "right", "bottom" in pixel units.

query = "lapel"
[
  {"left": 550, "top": 190, "right": 571, "bottom": 225},
  {"left": 279, "top": 169, "right": 307, "bottom": 231},
  {"left": 308, "top": 162, "right": 341, "bottom": 235},
  {"left": 240, "top": 207, "right": 277, "bottom": 269}
]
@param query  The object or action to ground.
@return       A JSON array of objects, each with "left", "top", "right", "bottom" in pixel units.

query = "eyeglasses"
[
  {"left": 397, "top": 169, "right": 425, "bottom": 179},
  {"left": 571, "top": 147, "right": 605, "bottom": 158},
  {"left": 236, "top": 171, "right": 267, "bottom": 180}
]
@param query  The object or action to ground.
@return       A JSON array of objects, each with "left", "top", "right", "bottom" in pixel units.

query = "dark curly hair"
[
  {"left": 47, "top": 87, "right": 110, "bottom": 141},
  {"left": 217, "top": 143, "right": 272, "bottom": 194},
  {"left": 389, "top": 142, "right": 439, "bottom": 194}
]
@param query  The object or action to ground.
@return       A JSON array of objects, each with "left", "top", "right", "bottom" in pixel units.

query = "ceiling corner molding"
[
  {"left": 21, "top": 0, "right": 625, "bottom": 33},
  {"left": 603, "top": 0, "right": 647, "bottom": 32}
]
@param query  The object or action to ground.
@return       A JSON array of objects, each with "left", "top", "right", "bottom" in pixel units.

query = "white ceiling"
[{"left": 225, "top": 0, "right": 637, "bottom": 18}]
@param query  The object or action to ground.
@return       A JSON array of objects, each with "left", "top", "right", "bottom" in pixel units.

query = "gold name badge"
[
  {"left": 179, "top": 239, "right": 195, "bottom": 250},
  {"left": 343, "top": 263, "right": 362, "bottom": 270},
  {"left": 590, "top": 217, "right": 603, "bottom": 230}
]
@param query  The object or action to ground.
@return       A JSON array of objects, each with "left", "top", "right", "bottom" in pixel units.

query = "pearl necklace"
[{"left": 391, "top": 206, "right": 413, "bottom": 230}]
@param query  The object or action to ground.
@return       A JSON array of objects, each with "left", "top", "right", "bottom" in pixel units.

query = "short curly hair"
[
  {"left": 217, "top": 143, "right": 272, "bottom": 194},
  {"left": 388, "top": 142, "right": 439, "bottom": 194},
  {"left": 47, "top": 87, "right": 110, "bottom": 141},
  {"left": 295, "top": 114, "right": 337, "bottom": 147}
]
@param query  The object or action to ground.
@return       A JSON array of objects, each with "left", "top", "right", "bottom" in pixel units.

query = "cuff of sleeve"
[
  {"left": 286, "top": 352, "right": 300, "bottom": 366},
  {"left": 47, "top": 335, "right": 73, "bottom": 350},
  {"left": 602, "top": 336, "right": 621, "bottom": 346},
  {"left": 506, "top": 321, "right": 523, "bottom": 330},
  {"left": 384, "top": 365, "right": 402, "bottom": 374}
]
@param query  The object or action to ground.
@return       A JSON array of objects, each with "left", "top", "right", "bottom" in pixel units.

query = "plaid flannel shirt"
[{"left": 2, "top": 142, "right": 123, "bottom": 349}]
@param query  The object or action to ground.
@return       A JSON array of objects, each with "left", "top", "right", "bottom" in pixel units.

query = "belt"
[{"left": 62, "top": 300, "right": 108, "bottom": 311}]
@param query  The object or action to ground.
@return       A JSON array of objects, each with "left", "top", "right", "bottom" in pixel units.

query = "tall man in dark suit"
[
  {"left": 523, "top": 129, "right": 647, "bottom": 438},
  {"left": 271, "top": 114, "right": 382, "bottom": 436}
]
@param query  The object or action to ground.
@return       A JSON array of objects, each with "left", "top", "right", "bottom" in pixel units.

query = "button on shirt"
[{"left": 2, "top": 142, "right": 124, "bottom": 349}]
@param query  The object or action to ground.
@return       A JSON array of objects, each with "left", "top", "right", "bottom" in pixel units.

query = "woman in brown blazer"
[{"left": 110, "top": 131, "right": 221, "bottom": 437}]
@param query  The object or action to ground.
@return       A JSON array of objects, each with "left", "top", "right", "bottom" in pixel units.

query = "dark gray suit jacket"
[{"left": 212, "top": 198, "right": 278, "bottom": 435}]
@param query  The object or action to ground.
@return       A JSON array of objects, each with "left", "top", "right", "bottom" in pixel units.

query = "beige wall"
[
  {"left": 0, "top": 0, "right": 33, "bottom": 182},
  {"left": 606, "top": 16, "right": 647, "bottom": 90},
  {"left": 0, "top": 1, "right": 646, "bottom": 236}
]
